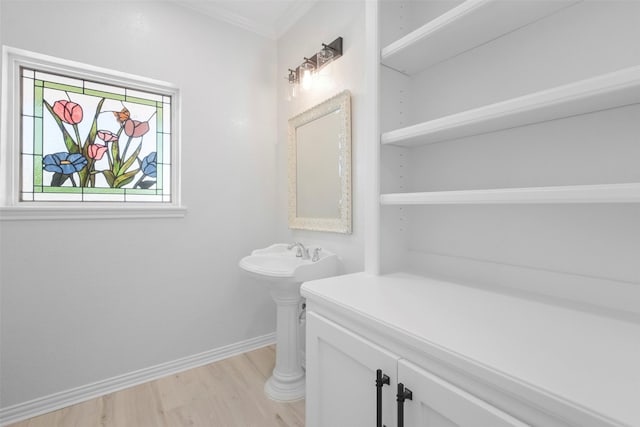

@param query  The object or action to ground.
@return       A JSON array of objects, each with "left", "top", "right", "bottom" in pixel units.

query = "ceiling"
[{"left": 174, "top": 0, "right": 318, "bottom": 39}]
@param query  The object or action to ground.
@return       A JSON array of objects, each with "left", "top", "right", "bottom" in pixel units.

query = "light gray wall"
[
  {"left": 0, "top": 1, "right": 278, "bottom": 407},
  {"left": 276, "top": 0, "right": 366, "bottom": 274}
]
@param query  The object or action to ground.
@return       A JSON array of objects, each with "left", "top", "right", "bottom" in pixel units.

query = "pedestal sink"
[{"left": 239, "top": 243, "right": 338, "bottom": 401}]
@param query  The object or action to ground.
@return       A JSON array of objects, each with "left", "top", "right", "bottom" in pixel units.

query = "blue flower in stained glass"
[
  {"left": 43, "top": 152, "right": 88, "bottom": 175},
  {"left": 141, "top": 152, "right": 157, "bottom": 178}
]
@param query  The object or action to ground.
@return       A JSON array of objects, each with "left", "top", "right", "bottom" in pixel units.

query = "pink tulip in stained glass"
[
  {"left": 52, "top": 100, "right": 83, "bottom": 124},
  {"left": 87, "top": 144, "right": 108, "bottom": 160},
  {"left": 97, "top": 130, "right": 118, "bottom": 143},
  {"left": 123, "top": 119, "right": 150, "bottom": 138}
]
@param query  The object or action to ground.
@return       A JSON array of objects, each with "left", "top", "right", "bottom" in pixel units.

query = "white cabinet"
[
  {"left": 398, "top": 360, "right": 526, "bottom": 427},
  {"left": 302, "top": 273, "right": 640, "bottom": 427},
  {"left": 306, "top": 311, "right": 531, "bottom": 427},
  {"left": 306, "top": 312, "right": 397, "bottom": 427}
]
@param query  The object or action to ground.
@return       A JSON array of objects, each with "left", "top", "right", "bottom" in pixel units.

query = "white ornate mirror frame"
[{"left": 288, "top": 90, "right": 352, "bottom": 234}]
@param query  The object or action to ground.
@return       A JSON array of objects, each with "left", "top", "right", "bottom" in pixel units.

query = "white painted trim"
[
  {"left": 0, "top": 205, "right": 187, "bottom": 221},
  {"left": 381, "top": 65, "right": 640, "bottom": 147},
  {"left": 0, "top": 333, "right": 276, "bottom": 426},
  {"left": 1, "top": 46, "right": 183, "bottom": 212},
  {"left": 380, "top": 183, "right": 640, "bottom": 205},
  {"left": 381, "top": 0, "right": 579, "bottom": 75},
  {"left": 172, "top": 0, "right": 318, "bottom": 40},
  {"left": 174, "top": 1, "right": 277, "bottom": 39},
  {"left": 364, "top": 0, "right": 380, "bottom": 274}
]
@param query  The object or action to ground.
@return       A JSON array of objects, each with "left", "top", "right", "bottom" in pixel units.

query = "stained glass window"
[{"left": 20, "top": 68, "right": 172, "bottom": 203}]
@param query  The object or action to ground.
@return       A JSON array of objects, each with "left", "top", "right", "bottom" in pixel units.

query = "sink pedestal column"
[
  {"left": 238, "top": 243, "right": 337, "bottom": 401},
  {"left": 265, "top": 282, "right": 305, "bottom": 401}
]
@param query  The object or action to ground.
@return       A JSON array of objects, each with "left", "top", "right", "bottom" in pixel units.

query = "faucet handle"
[
  {"left": 288, "top": 242, "right": 303, "bottom": 257},
  {"left": 312, "top": 247, "right": 322, "bottom": 262}
]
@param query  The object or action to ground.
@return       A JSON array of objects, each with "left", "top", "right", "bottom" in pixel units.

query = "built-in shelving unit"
[
  {"left": 374, "top": 0, "right": 640, "bottom": 315},
  {"left": 381, "top": 65, "right": 640, "bottom": 147},
  {"left": 380, "top": 183, "right": 640, "bottom": 205},
  {"left": 381, "top": 0, "right": 579, "bottom": 75}
]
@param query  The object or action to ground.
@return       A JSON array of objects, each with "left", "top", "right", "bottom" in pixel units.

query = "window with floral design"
[{"left": 1, "top": 47, "right": 182, "bottom": 218}]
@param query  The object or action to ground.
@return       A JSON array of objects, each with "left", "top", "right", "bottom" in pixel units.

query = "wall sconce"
[{"left": 286, "top": 37, "right": 343, "bottom": 96}]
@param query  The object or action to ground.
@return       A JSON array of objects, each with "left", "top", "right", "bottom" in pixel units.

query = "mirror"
[{"left": 288, "top": 91, "right": 351, "bottom": 233}]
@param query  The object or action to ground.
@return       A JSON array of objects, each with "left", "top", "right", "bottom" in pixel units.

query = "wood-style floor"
[{"left": 9, "top": 345, "right": 305, "bottom": 427}]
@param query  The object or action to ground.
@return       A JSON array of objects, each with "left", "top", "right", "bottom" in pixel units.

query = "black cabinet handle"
[
  {"left": 375, "top": 369, "right": 390, "bottom": 427},
  {"left": 397, "top": 383, "right": 413, "bottom": 427}
]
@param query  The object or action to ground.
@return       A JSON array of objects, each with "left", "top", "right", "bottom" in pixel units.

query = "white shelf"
[
  {"left": 381, "top": 65, "right": 640, "bottom": 147},
  {"left": 381, "top": 0, "right": 578, "bottom": 75},
  {"left": 380, "top": 183, "right": 640, "bottom": 205}
]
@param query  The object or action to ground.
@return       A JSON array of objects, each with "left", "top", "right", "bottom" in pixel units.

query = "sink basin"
[
  {"left": 239, "top": 243, "right": 338, "bottom": 401},
  {"left": 239, "top": 243, "right": 338, "bottom": 284}
]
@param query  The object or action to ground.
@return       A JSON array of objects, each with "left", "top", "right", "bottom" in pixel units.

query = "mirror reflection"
[{"left": 296, "top": 110, "right": 342, "bottom": 218}]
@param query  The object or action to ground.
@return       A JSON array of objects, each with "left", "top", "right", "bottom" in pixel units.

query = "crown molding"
[
  {"left": 275, "top": 0, "right": 319, "bottom": 39},
  {"left": 173, "top": 1, "right": 278, "bottom": 39},
  {"left": 172, "top": 0, "right": 318, "bottom": 40}
]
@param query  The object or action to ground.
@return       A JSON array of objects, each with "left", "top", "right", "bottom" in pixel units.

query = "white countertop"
[{"left": 301, "top": 272, "right": 640, "bottom": 427}]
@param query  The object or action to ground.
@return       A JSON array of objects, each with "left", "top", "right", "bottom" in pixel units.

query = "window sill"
[{"left": 0, "top": 205, "right": 187, "bottom": 221}]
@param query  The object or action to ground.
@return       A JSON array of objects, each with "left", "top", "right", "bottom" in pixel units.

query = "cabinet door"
[
  {"left": 306, "top": 311, "right": 399, "bottom": 427},
  {"left": 398, "top": 360, "right": 529, "bottom": 427}
]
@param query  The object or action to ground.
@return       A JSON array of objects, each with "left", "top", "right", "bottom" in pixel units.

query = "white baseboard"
[{"left": 0, "top": 332, "right": 276, "bottom": 426}]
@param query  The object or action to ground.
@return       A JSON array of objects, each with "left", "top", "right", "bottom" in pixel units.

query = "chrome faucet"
[
  {"left": 312, "top": 248, "right": 322, "bottom": 262},
  {"left": 287, "top": 242, "right": 310, "bottom": 260}
]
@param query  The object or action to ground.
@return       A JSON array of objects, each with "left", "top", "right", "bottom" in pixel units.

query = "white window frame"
[{"left": 0, "top": 46, "right": 185, "bottom": 220}]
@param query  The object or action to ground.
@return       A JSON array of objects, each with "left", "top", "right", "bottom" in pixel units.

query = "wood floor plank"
[
  {"left": 7, "top": 345, "right": 304, "bottom": 427},
  {"left": 244, "top": 345, "right": 276, "bottom": 380},
  {"left": 155, "top": 367, "right": 210, "bottom": 413},
  {"left": 57, "top": 397, "right": 106, "bottom": 427},
  {"left": 108, "top": 382, "right": 168, "bottom": 427}
]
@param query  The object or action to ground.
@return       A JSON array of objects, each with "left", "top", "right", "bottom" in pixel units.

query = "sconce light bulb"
[
  {"left": 287, "top": 82, "right": 298, "bottom": 101},
  {"left": 317, "top": 45, "right": 335, "bottom": 68},
  {"left": 302, "top": 68, "right": 313, "bottom": 90},
  {"left": 299, "top": 59, "right": 316, "bottom": 91}
]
